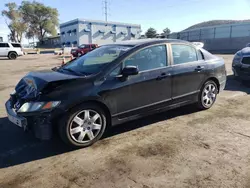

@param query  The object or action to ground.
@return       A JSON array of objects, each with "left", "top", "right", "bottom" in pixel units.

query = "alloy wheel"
[
  {"left": 202, "top": 83, "right": 217, "bottom": 108},
  {"left": 69, "top": 110, "right": 102, "bottom": 144}
]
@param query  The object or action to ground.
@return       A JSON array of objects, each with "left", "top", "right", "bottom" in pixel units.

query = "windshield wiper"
[{"left": 60, "top": 67, "right": 84, "bottom": 76}]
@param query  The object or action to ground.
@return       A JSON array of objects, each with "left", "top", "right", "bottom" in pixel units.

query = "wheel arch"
[
  {"left": 69, "top": 99, "right": 112, "bottom": 127},
  {"left": 202, "top": 77, "right": 220, "bottom": 93},
  {"left": 8, "top": 51, "right": 17, "bottom": 56}
]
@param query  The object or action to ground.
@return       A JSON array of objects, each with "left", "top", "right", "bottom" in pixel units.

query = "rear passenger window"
[
  {"left": 171, "top": 44, "right": 198, "bottom": 64},
  {"left": 0, "top": 43, "right": 9, "bottom": 47},
  {"left": 11, "top": 43, "right": 21, "bottom": 48},
  {"left": 197, "top": 50, "right": 204, "bottom": 60}
]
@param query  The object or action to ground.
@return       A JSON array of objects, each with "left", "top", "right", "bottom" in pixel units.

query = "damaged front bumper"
[
  {"left": 5, "top": 100, "right": 57, "bottom": 140},
  {"left": 233, "top": 65, "right": 250, "bottom": 81}
]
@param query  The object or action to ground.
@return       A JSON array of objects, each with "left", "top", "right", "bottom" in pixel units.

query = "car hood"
[
  {"left": 240, "top": 47, "right": 250, "bottom": 56},
  {"left": 15, "top": 70, "right": 81, "bottom": 100}
]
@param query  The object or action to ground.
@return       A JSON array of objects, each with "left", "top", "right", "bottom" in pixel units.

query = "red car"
[{"left": 71, "top": 44, "right": 98, "bottom": 57}]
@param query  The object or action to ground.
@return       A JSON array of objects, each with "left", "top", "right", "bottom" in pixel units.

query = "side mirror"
[{"left": 121, "top": 66, "right": 139, "bottom": 77}]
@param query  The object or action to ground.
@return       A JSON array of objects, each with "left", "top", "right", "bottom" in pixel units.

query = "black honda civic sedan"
[{"left": 5, "top": 39, "right": 226, "bottom": 147}]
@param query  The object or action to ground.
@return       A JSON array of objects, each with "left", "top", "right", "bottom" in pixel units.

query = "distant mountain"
[{"left": 184, "top": 20, "right": 250, "bottom": 31}]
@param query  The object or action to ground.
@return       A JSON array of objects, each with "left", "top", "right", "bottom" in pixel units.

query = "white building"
[{"left": 60, "top": 19, "right": 141, "bottom": 46}]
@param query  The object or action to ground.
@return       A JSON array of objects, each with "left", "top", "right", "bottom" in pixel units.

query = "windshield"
[
  {"left": 61, "top": 45, "right": 132, "bottom": 75},
  {"left": 79, "top": 44, "right": 87, "bottom": 48}
]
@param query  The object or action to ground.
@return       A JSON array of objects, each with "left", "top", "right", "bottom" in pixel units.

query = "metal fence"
[{"left": 168, "top": 23, "right": 250, "bottom": 41}]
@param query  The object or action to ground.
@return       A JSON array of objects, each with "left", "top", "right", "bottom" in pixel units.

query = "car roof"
[{"left": 107, "top": 39, "right": 190, "bottom": 47}]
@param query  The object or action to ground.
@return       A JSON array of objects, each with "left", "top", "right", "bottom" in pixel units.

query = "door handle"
[
  {"left": 195, "top": 66, "right": 205, "bottom": 72},
  {"left": 156, "top": 73, "right": 171, "bottom": 80}
]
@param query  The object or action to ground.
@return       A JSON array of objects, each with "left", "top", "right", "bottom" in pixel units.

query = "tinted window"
[
  {"left": 0, "top": 43, "right": 9, "bottom": 48},
  {"left": 92, "top": 45, "right": 97, "bottom": 49},
  {"left": 172, "top": 44, "right": 197, "bottom": 64},
  {"left": 11, "top": 43, "right": 21, "bottom": 48},
  {"left": 124, "top": 45, "right": 167, "bottom": 72}
]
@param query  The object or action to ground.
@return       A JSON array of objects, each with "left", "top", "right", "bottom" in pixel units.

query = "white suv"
[{"left": 0, "top": 42, "right": 23, "bottom": 60}]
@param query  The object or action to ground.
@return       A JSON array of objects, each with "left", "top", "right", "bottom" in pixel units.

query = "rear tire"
[
  {"left": 59, "top": 104, "right": 107, "bottom": 148},
  {"left": 197, "top": 80, "right": 218, "bottom": 110},
  {"left": 8, "top": 52, "right": 17, "bottom": 60}
]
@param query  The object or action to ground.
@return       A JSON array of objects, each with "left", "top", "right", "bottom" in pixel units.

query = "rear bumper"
[{"left": 219, "top": 80, "right": 226, "bottom": 92}]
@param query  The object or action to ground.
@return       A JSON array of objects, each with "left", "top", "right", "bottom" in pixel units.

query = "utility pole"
[
  {"left": 104, "top": 0, "right": 108, "bottom": 22},
  {"left": 103, "top": 0, "right": 110, "bottom": 22}
]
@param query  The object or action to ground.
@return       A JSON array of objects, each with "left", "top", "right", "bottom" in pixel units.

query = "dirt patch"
[
  {"left": 0, "top": 85, "right": 15, "bottom": 92},
  {"left": 0, "top": 173, "right": 33, "bottom": 188},
  {"left": 132, "top": 142, "right": 175, "bottom": 158}
]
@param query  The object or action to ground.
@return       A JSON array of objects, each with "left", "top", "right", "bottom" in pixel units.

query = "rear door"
[
  {"left": 0, "top": 43, "right": 10, "bottom": 56},
  {"left": 170, "top": 43, "right": 206, "bottom": 102}
]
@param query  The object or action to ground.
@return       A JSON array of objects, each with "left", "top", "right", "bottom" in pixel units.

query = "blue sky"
[{"left": 0, "top": 0, "right": 250, "bottom": 42}]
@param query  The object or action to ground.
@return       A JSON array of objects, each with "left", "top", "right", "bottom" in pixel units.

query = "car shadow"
[
  {"left": 0, "top": 75, "right": 249, "bottom": 168},
  {"left": 0, "top": 104, "right": 199, "bottom": 169},
  {"left": 104, "top": 105, "right": 199, "bottom": 139},
  {"left": 0, "top": 117, "right": 74, "bottom": 168},
  {"left": 224, "top": 75, "right": 250, "bottom": 94}
]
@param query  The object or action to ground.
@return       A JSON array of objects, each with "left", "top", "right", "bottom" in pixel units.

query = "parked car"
[
  {"left": 5, "top": 39, "right": 226, "bottom": 148},
  {"left": 0, "top": 42, "right": 23, "bottom": 59},
  {"left": 71, "top": 44, "right": 98, "bottom": 57},
  {"left": 232, "top": 44, "right": 250, "bottom": 81}
]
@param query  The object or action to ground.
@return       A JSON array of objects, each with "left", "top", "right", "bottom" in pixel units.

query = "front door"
[
  {"left": 101, "top": 44, "right": 172, "bottom": 119},
  {"left": 171, "top": 44, "right": 207, "bottom": 102}
]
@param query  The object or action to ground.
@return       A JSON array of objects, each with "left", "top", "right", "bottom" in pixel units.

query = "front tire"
[
  {"left": 197, "top": 80, "right": 218, "bottom": 110},
  {"left": 59, "top": 104, "right": 107, "bottom": 148},
  {"left": 8, "top": 52, "right": 17, "bottom": 60}
]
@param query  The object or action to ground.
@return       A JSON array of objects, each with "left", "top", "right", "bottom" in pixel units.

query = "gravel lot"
[{"left": 0, "top": 54, "right": 250, "bottom": 188}]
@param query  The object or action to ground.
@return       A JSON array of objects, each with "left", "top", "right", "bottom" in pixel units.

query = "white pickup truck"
[{"left": 0, "top": 42, "right": 24, "bottom": 60}]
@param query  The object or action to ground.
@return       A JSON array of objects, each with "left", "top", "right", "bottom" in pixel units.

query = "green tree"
[
  {"left": 20, "top": 1, "right": 59, "bottom": 43},
  {"left": 145, "top": 27, "right": 157, "bottom": 38},
  {"left": 2, "top": 2, "right": 27, "bottom": 43},
  {"left": 163, "top": 27, "right": 171, "bottom": 35}
]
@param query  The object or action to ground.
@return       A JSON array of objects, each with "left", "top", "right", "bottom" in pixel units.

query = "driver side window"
[{"left": 123, "top": 45, "right": 167, "bottom": 72}]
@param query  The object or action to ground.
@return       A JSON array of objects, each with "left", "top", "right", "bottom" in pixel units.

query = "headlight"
[
  {"left": 11, "top": 90, "right": 16, "bottom": 95},
  {"left": 233, "top": 52, "right": 242, "bottom": 65},
  {"left": 17, "top": 101, "right": 60, "bottom": 113}
]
